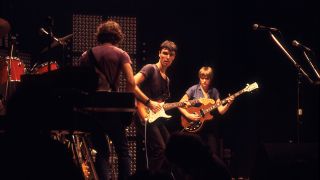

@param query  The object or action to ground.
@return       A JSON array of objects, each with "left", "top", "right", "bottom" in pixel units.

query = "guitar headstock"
[
  {"left": 243, "top": 82, "right": 259, "bottom": 92},
  {"left": 198, "top": 98, "right": 215, "bottom": 105}
]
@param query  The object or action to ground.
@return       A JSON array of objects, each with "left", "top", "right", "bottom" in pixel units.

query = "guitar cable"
[{"left": 144, "top": 118, "right": 149, "bottom": 170}]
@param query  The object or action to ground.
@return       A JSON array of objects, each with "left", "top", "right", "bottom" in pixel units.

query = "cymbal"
[
  {"left": 60, "top": 34, "right": 73, "bottom": 42},
  {"left": 40, "top": 34, "right": 73, "bottom": 54},
  {"left": 0, "top": 18, "right": 11, "bottom": 38}
]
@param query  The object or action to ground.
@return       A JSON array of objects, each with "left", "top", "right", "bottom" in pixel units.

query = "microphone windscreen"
[
  {"left": 292, "top": 40, "right": 299, "bottom": 47},
  {"left": 252, "top": 24, "right": 259, "bottom": 30}
]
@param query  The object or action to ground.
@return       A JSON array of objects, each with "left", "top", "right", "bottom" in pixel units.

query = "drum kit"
[{"left": 0, "top": 17, "right": 72, "bottom": 102}]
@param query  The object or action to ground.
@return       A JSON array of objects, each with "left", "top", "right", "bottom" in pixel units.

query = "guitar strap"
[
  {"left": 153, "top": 64, "right": 170, "bottom": 101},
  {"left": 87, "top": 48, "right": 120, "bottom": 91},
  {"left": 200, "top": 85, "right": 209, "bottom": 98}
]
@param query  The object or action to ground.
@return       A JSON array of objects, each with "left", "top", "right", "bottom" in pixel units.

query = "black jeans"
[
  {"left": 90, "top": 115, "right": 131, "bottom": 180},
  {"left": 136, "top": 118, "right": 170, "bottom": 171}
]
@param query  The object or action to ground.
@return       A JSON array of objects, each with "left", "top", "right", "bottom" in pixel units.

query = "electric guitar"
[
  {"left": 137, "top": 98, "right": 212, "bottom": 123},
  {"left": 181, "top": 82, "right": 259, "bottom": 132}
]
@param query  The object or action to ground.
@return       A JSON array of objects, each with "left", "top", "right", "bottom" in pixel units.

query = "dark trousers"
[
  {"left": 90, "top": 115, "right": 131, "bottom": 180},
  {"left": 136, "top": 118, "right": 170, "bottom": 171}
]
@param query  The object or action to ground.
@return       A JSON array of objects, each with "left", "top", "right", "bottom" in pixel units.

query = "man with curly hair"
[{"left": 79, "top": 20, "right": 135, "bottom": 180}]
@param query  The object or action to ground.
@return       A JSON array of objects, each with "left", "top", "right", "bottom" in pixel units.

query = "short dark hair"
[
  {"left": 96, "top": 20, "right": 124, "bottom": 45},
  {"left": 160, "top": 40, "right": 177, "bottom": 53}
]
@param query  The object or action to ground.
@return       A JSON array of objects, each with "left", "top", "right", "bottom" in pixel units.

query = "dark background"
[{"left": 1, "top": 0, "right": 319, "bottom": 177}]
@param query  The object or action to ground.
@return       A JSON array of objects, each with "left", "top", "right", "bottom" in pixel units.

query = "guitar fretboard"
[
  {"left": 163, "top": 99, "right": 201, "bottom": 111},
  {"left": 202, "top": 89, "right": 245, "bottom": 114}
]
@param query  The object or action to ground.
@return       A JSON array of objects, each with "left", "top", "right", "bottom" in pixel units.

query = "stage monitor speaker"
[{"left": 251, "top": 142, "right": 318, "bottom": 180}]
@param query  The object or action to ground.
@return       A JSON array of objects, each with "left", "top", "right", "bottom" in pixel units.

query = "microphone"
[
  {"left": 252, "top": 24, "right": 279, "bottom": 32},
  {"left": 292, "top": 40, "right": 312, "bottom": 52},
  {"left": 39, "top": 28, "right": 50, "bottom": 36}
]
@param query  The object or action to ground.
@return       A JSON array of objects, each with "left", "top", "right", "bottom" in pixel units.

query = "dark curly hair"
[{"left": 96, "top": 20, "right": 124, "bottom": 45}]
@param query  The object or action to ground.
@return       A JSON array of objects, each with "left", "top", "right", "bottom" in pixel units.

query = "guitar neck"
[
  {"left": 163, "top": 99, "right": 201, "bottom": 111},
  {"left": 202, "top": 89, "right": 245, "bottom": 114}
]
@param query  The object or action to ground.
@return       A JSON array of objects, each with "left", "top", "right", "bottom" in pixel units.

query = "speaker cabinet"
[{"left": 251, "top": 142, "right": 318, "bottom": 180}]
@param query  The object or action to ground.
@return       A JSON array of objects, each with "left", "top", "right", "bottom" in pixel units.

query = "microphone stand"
[
  {"left": 47, "top": 17, "right": 53, "bottom": 73},
  {"left": 302, "top": 51, "right": 320, "bottom": 81},
  {"left": 269, "top": 32, "right": 313, "bottom": 144},
  {"left": 61, "top": 41, "right": 66, "bottom": 68},
  {"left": 4, "top": 35, "right": 16, "bottom": 102}
]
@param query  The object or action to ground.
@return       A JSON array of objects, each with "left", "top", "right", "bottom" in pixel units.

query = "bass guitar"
[{"left": 181, "top": 82, "right": 259, "bottom": 132}]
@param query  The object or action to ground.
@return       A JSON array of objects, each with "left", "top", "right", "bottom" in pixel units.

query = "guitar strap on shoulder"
[
  {"left": 200, "top": 85, "right": 209, "bottom": 98},
  {"left": 87, "top": 48, "right": 120, "bottom": 91},
  {"left": 153, "top": 64, "right": 170, "bottom": 101}
]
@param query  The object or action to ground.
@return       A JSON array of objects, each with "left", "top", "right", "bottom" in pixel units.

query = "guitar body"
[
  {"left": 181, "top": 103, "right": 214, "bottom": 132},
  {"left": 136, "top": 100, "right": 149, "bottom": 122},
  {"left": 136, "top": 100, "right": 171, "bottom": 124}
]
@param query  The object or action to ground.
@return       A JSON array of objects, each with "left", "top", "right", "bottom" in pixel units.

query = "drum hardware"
[
  {"left": 37, "top": 16, "right": 72, "bottom": 72},
  {"left": 30, "top": 61, "right": 59, "bottom": 74},
  {"left": 38, "top": 16, "right": 58, "bottom": 73},
  {"left": 74, "top": 133, "right": 99, "bottom": 180},
  {"left": 32, "top": 31, "right": 72, "bottom": 73},
  {"left": 51, "top": 131, "right": 99, "bottom": 180},
  {"left": 0, "top": 56, "right": 25, "bottom": 84},
  {"left": 0, "top": 34, "right": 25, "bottom": 102},
  {"left": 40, "top": 32, "right": 73, "bottom": 54}
]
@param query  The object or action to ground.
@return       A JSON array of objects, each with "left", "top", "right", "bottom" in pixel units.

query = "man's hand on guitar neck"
[
  {"left": 182, "top": 98, "right": 212, "bottom": 108},
  {"left": 225, "top": 94, "right": 234, "bottom": 106}
]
